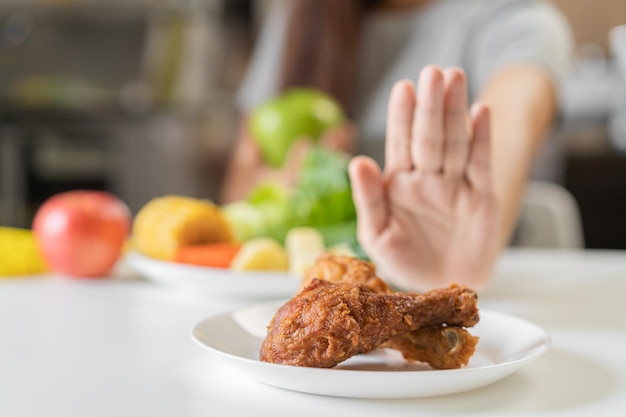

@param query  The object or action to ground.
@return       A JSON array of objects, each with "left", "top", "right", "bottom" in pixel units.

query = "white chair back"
[{"left": 515, "top": 181, "right": 585, "bottom": 249}]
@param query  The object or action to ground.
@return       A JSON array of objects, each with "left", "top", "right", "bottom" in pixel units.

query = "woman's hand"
[
  {"left": 220, "top": 120, "right": 357, "bottom": 203},
  {"left": 321, "top": 121, "right": 357, "bottom": 154},
  {"left": 349, "top": 66, "right": 501, "bottom": 292},
  {"left": 268, "top": 120, "right": 357, "bottom": 187}
]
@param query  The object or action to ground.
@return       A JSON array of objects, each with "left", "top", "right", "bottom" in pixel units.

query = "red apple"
[{"left": 33, "top": 190, "right": 131, "bottom": 278}]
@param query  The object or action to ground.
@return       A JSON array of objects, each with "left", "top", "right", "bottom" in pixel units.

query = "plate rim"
[
  {"left": 190, "top": 303, "right": 552, "bottom": 397},
  {"left": 126, "top": 250, "right": 296, "bottom": 278},
  {"left": 125, "top": 251, "right": 300, "bottom": 297}
]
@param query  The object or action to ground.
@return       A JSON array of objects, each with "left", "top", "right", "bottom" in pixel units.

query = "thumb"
[{"left": 349, "top": 156, "right": 388, "bottom": 243}]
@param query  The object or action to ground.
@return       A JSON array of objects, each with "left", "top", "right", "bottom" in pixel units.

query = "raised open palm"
[{"left": 349, "top": 66, "right": 501, "bottom": 292}]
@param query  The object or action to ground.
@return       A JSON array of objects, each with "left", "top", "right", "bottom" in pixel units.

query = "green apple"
[{"left": 250, "top": 88, "right": 345, "bottom": 168}]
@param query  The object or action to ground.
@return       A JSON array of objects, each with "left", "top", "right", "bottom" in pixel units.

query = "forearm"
[
  {"left": 220, "top": 119, "right": 259, "bottom": 204},
  {"left": 479, "top": 65, "right": 558, "bottom": 247},
  {"left": 220, "top": 162, "right": 256, "bottom": 205}
]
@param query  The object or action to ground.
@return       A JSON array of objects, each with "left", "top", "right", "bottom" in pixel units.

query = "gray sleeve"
[
  {"left": 235, "top": 3, "right": 290, "bottom": 113},
  {"left": 468, "top": 1, "right": 574, "bottom": 97}
]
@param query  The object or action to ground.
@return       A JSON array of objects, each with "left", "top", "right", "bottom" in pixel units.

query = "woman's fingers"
[
  {"left": 279, "top": 138, "right": 313, "bottom": 187},
  {"left": 349, "top": 156, "right": 388, "bottom": 242},
  {"left": 321, "top": 122, "right": 357, "bottom": 154},
  {"left": 411, "top": 65, "right": 445, "bottom": 172},
  {"left": 443, "top": 68, "right": 470, "bottom": 177},
  {"left": 466, "top": 103, "right": 492, "bottom": 192},
  {"left": 384, "top": 80, "right": 415, "bottom": 177}
]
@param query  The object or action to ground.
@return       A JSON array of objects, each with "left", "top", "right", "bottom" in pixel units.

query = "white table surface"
[{"left": 1, "top": 249, "right": 625, "bottom": 417}]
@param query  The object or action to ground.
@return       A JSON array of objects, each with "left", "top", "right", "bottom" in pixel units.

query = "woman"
[{"left": 221, "top": 0, "right": 573, "bottom": 291}]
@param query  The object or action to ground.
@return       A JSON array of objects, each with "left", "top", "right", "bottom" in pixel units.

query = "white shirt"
[{"left": 237, "top": 0, "right": 574, "bottom": 168}]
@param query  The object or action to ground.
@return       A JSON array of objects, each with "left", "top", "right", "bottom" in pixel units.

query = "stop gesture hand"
[{"left": 349, "top": 66, "right": 501, "bottom": 291}]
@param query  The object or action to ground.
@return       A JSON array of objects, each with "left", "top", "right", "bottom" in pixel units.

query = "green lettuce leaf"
[{"left": 224, "top": 147, "right": 359, "bottom": 247}]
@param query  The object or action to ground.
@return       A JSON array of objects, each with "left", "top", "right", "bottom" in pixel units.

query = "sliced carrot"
[{"left": 174, "top": 243, "right": 241, "bottom": 268}]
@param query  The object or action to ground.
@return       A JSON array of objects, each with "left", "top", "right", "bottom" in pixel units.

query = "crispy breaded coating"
[
  {"left": 260, "top": 280, "right": 478, "bottom": 368},
  {"left": 299, "top": 254, "right": 479, "bottom": 369},
  {"left": 300, "top": 253, "right": 391, "bottom": 293},
  {"left": 380, "top": 326, "right": 478, "bottom": 369}
]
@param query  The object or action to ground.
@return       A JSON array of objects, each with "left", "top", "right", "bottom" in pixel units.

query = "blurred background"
[{"left": 0, "top": 0, "right": 625, "bottom": 249}]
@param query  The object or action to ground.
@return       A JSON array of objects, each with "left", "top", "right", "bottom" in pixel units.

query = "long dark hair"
[{"left": 280, "top": 0, "right": 382, "bottom": 115}]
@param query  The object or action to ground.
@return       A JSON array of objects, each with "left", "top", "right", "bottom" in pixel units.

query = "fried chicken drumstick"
[
  {"left": 300, "top": 254, "right": 479, "bottom": 369},
  {"left": 380, "top": 325, "right": 479, "bottom": 369},
  {"left": 259, "top": 279, "right": 478, "bottom": 368}
]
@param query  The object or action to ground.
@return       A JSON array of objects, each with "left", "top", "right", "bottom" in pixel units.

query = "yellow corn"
[
  {"left": 133, "top": 196, "right": 233, "bottom": 261},
  {"left": 0, "top": 227, "right": 48, "bottom": 277}
]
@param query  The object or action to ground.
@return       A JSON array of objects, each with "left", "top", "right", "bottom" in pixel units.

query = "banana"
[
  {"left": 0, "top": 227, "right": 48, "bottom": 277},
  {"left": 327, "top": 242, "right": 357, "bottom": 258},
  {"left": 285, "top": 227, "right": 325, "bottom": 276}
]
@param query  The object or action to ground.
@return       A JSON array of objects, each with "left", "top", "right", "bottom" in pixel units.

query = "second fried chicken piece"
[
  {"left": 260, "top": 280, "right": 478, "bottom": 368},
  {"left": 300, "top": 254, "right": 391, "bottom": 293},
  {"left": 380, "top": 326, "right": 479, "bottom": 369},
  {"left": 301, "top": 254, "right": 479, "bottom": 369}
]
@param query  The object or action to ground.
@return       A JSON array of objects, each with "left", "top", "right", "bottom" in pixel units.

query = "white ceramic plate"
[
  {"left": 126, "top": 252, "right": 299, "bottom": 299},
  {"left": 192, "top": 301, "right": 551, "bottom": 398}
]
